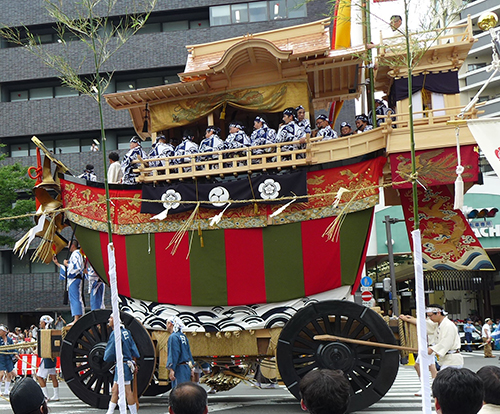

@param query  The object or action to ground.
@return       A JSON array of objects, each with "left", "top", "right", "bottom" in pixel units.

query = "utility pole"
[{"left": 383, "top": 215, "right": 405, "bottom": 316}]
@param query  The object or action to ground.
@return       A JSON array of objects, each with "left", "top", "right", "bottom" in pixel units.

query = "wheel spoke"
[
  {"left": 296, "top": 362, "right": 318, "bottom": 377},
  {"left": 94, "top": 377, "right": 103, "bottom": 394},
  {"left": 333, "top": 315, "right": 342, "bottom": 335},
  {"left": 356, "top": 360, "right": 380, "bottom": 371},
  {"left": 76, "top": 339, "right": 92, "bottom": 351},
  {"left": 292, "top": 355, "right": 316, "bottom": 365},
  {"left": 357, "top": 353, "right": 382, "bottom": 360},
  {"left": 322, "top": 315, "right": 334, "bottom": 335},
  {"left": 310, "top": 318, "right": 325, "bottom": 335},
  {"left": 293, "top": 335, "right": 317, "bottom": 351},
  {"left": 352, "top": 366, "right": 376, "bottom": 383},
  {"left": 78, "top": 367, "right": 92, "bottom": 380},
  {"left": 82, "top": 329, "right": 97, "bottom": 346},
  {"left": 341, "top": 317, "right": 354, "bottom": 337},
  {"left": 86, "top": 374, "right": 98, "bottom": 390},
  {"left": 349, "top": 322, "right": 365, "bottom": 339}
]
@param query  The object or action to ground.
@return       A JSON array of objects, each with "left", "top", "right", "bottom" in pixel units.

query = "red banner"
[
  {"left": 399, "top": 185, "right": 494, "bottom": 271},
  {"left": 390, "top": 145, "right": 479, "bottom": 189}
]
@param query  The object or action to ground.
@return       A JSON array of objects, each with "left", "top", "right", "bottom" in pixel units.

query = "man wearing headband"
[
  {"left": 86, "top": 262, "right": 105, "bottom": 311},
  {"left": 0, "top": 325, "right": 18, "bottom": 396},
  {"left": 174, "top": 130, "right": 199, "bottom": 170},
  {"left": 225, "top": 122, "right": 251, "bottom": 150},
  {"left": 315, "top": 114, "right": 338, "bottom": 141},
  {"left": 482, "top": 318, "right": 495, "bottom": 358},
  {"left": 148, "top": 134, "right": 175, "bottom": 168},
  {"left": 166, "top": 316, "right": 194, "bottom": 389},
  {"left": 78, "top": 164, "right": 97, "bottom": 182},
  {"left": 53, "top": 240, "right": 85, "bottom": 326},
  {"left": 340, "top": 122, "right": 353, "bottom": 137},
  {"left": 121, "top": 136, "right": 147, "bottom": 184},
  {"left": 368, "top": 99, "right": 394, "bottom": 128},
  {"left": 296, "top": 106, "right": 311, "bottom": 136},
  {"left": 400, "top": 304, "right": 463, "bottom": 396},
  {"left": 251, "top": 116, "right": 276, "bottom": 156},
  {"left": 276, "top": 107, "right": 306, "bottom": 153},
  {"left": 354, "top": 114, "right": 373, "bottom": 133},
  {"left": 199, "top": 126, "right": 224, "bottom": 167},
  {"left": 36, "top": 316, "right": 59, "bottom": 401}
]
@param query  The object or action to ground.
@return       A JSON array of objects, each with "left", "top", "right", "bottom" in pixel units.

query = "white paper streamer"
[
  {"left": 412, "top": 229, "right": 432, "bottom": 414},
  {"left": 108, "top": 244, "right": 127, "bottom": 414}
]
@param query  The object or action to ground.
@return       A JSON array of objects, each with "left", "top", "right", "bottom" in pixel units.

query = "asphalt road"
[{"left": 0, "top": 349, "right": 498, "bottom": 414}]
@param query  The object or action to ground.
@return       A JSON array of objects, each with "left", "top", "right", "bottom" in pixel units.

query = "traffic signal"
[{"left": 466, "top": 208, "right": 498, "bottom": 219}]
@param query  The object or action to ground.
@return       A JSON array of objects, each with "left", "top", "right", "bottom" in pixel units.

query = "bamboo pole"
[{"left": 313, "top": 334, "right": 418, "bottom": 353}]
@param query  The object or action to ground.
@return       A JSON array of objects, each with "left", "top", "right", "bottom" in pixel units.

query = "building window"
[
  {"left": 287, "top": 0, "right": 307, "bottom": 18},
  {"left": 116, "top": 81, "right": 137, "bottom": 92},
  {"left": 10, "top": 90, "right": 28, "bottom": 102},
  {"left": 210, "top": 5, "right": 232, "bottom": 26},
  {"left": 232, "top": 4, "right": 249, "bottom": 24},
  {"left": 55, "top": 86, "right": 79, "bottom": 98},
  {"left": 163, "top": 20, "right": 189, "bottom": 31},
  {"left": 10, "top": 143, "right": 29, "bottom": 157},
  {"left": 30, "top": 87, "right": 53, "bottom": 100},
  {"left": 137, "top": 77, "right": 163, "bottom": 89},
  {"left": 190, "top": 20, "right": 209, "bottom": 29},
  {"left": 210, "top": 1, "right": 306, "bottom": 26},
  {"left": 249, "top": 2, "right": 268, "bottom": 22},
  {"left": 467, "top": 62, "right": 487, "bottom": 72}
]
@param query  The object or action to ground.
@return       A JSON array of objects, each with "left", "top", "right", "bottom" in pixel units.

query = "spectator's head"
[
  {"left": 432, "top": 368, "right": 483, "bottom": 414},
  {"left": 355, "top": 114, "right": 369, "bottom": 131},
  {"left": 340, "top": 122, "right": 353, "bottom": 136},
  {"left": 477, "top": 366, "right": 500, "bottom": 405},
  {"left": 299, "top": 369, "right": 351, "bottom": 414},
  {"left": 296, "top": 105, "right": 306, "bottom": 121},
  {"left": 282, "top": 107, "right": 298, "bottom": 124},
  {"left": 485, "top": 318, "right": 493, "bottom": 326},
  {"left": 169, "top": 382, "right": 208, "bottom": 414},
  {"left": 85, "top": 164, "right": 94, "bottom": 172},
  {"left": 315, "top": 114, "right": 329, "bottom": 129},
  {"left": 109, "top": 152, "right": 119, "bottom": 163},
  {"left": 130, "top": 136, "right": 141, "bottom": 148},
  {"left": 390, "top": 15, "right": 402, "bottom": 31},
  {"left": 0, "top": 325, "right": 8, "bottom": 337},
  {"left": 10, "top": 377, "right": 47, "bottom": 414},
  {"left": 254, "top": 116, "right": 267, "bottom": 130},
  {"left": 228, "top": 122, "right": 244, "bottom": 134},
  {"left": 39, "top": 315, "right": 54, "bottom": 329}
]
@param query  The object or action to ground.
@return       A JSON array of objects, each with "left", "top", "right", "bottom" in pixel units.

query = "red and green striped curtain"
[{"left": 77, "top": 208, "right": 373, "bottom": 307}]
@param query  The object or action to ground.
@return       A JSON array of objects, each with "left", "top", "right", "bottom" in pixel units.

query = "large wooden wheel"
[
  {"left": 60, "top": 310, "right": 156, "bottom": 408},
  {"left": 276, "top": 300, "right": 399, "bottom": 413}
]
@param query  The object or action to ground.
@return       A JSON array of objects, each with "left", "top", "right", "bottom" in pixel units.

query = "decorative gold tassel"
[
  {"left": 254, "top": 202, "right": 258, "bottom": 214},
  {"left": 168, "top": 203, "right": 200, "bottom": 255},
  {"left": 220, "top": 102, "right": 227, "bottom": 120},
  {"left": 323, "top": 188, "right": 362, "bottom": 242},
  {"left": 32, "top": 214, "right": 57, "bottom": 262},
  {"left": 198, "top": 223, "right": 204, "bottom": 248}
]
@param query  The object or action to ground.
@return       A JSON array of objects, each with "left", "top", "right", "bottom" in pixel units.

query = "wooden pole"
[{"left": 313, "top": 334, "right": 418, "bottom": 353}]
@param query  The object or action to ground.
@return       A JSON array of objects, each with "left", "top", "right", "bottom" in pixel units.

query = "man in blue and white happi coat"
[
  {"left": 198, "top": 126, "right": 224, "bottom": 166},
  {"left": 174, "top": 131, "right": 199, "bottom": 171},
  {"left": 85, "top": 262, "right": 105, "bottom": 311},
  {"left": 251, "top": 116, "right": 276, "bottom": 156},
  {"left": 296, "top": 105, "right": 312, "bottom": 136},
  {"left": 148, "top": 134, "right": 175, "bottom": 168},
  {"left": 276, "top": 107, "right": 306, "bottom": 152},
  {"left": 166, "top": 316, "right": 194, "bottom": 389},
  {"left": 104, "top": 316, "right": 140, "bottom": 414},
  {"left": 314, "top": 114, "right": 338, "bottom": 141},
  {"left": 53, "top": 240, "right": 85, "bottom": 325},
  {"left": 121, "top": 136, "right": 147, "bottom": 184}
]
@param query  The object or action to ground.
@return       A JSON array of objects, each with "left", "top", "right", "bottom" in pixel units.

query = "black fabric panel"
[{"left": 390, "top": 71, "right": 460, "bottom": 102}]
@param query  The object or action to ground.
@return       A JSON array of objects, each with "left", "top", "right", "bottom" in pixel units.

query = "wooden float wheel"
[
  {"left": 60, "top": 310, "right": 156, "bottom": 408},
  {"left": 276, "top": 300, "right": 399, "bottom": 413}
]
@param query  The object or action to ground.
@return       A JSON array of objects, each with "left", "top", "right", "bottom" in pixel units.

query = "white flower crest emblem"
[
  {"left": 161, "top": 189, "right": 181, "bottom": 210},
  {"left": 209, "top": 186, "right": 230, "bottom": 207},
  {"left": 258, "top": 178, "right": 281, "bottom": 200}
]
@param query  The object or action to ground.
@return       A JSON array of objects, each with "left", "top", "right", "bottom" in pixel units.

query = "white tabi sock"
[
  {"left": 50, "top": 387, "right": 60, "bottom": 401},
  {"left": 41, "top": 386, "right": 49, "bottom": 399},
  {"left": 4, "top": 381, "right": 11, "bottom": 395},
  {"left": 128, "top": 403, "right": 138, "bottom": 414},
  {"left": 106, "top": 402, "right": 117, "bottom": 414}
]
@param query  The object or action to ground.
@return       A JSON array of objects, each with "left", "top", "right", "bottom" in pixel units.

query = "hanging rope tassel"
[
  {"left": 269, "top": 199, "right": 295, "bottom": 218},
  {"left": 32, "top": 214, "right": 57, "bottom": 262},
  {"left": 454, "top": 165, "right": 464, "bottom": 210},
  {"left": 198, "top": 223, "right": 204, "bottom": 248},
  {"left": 210, "top": 203, "right": 231, "bottom": 227},
  {"left": 323, "top": 188, "right": 361, "bottom": 242},
  {"left": 168, "top": 203, "right": 200, "bottom": 255},
  {"left": 453, "top": 126, "right": 464, "bottom": 210}
]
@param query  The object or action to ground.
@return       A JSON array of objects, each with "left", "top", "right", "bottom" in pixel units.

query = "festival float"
[{"left": 14, "top": 15, "right": 498, "bottom": 412}]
